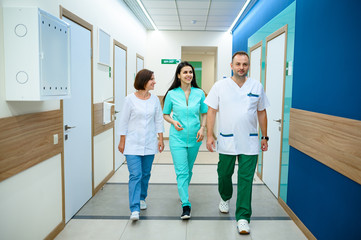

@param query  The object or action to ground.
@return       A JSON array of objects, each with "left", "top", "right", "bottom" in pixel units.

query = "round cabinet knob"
[{"left": 14, "top": 24, "right": 27, "bottom": 37}]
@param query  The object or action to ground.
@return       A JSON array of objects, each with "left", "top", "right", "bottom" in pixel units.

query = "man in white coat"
[{"left": 205, "top": 51, "right": 269, "bottom": 234}]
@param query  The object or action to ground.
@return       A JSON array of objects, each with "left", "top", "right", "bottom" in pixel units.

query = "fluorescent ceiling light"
[
  {"left": 136, "top": 0, "right": 158, "bottom": 31},
  {"left": 228, "top": 0, "right": 251, "bottom": 33}
]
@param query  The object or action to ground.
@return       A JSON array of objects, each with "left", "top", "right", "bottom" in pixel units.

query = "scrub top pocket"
[
  {"left": 246, "top": 94, "right": 259, "bottom": 110},
  {"left": 217, "top": 133, "right": 236, "bottom": 154}
]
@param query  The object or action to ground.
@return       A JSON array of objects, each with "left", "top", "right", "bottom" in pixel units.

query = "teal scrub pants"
[
  {"left": 170, "top": 145, "right": 200, "bottom": 207},
  {"left": 218, "top": 154, "right": 258, "bottom": 222}
]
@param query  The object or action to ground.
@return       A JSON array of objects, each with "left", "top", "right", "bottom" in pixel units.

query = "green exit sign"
[{"left": 161, "top": 59, "right": 180, "bottom": 64}]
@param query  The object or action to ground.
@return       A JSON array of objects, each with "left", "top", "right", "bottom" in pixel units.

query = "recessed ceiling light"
[
  {"left": 136, "top": 0, "right": 158, "bottom": 31},
  {"left": 191, "top": 20, "right": 197, "bottom": 24},
  {"left": 228, "top": 0, "right": 251, "bottom": 33}
]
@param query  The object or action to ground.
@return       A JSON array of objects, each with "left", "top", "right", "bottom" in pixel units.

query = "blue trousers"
[
  {"left": 125, "top": 154, "right": 154, "bottom": 212},
  {"left": 170, "top": 146, "right": 200, "bottom": 207}
]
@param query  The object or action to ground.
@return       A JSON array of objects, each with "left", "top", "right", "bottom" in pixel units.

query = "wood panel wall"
[
  {"left": 289, "top": 108, "right": 361, "bottom": 184},
  {"left": 0, "top": 110, "right": 63, "bottom": 182},
  {"left": 93, "top": 102, "right": 114, "bottom": 136}
]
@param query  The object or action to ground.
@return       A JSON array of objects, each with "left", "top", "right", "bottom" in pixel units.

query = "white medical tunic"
[
  {"left": 118, "top": 93, "right": 164, "bottom": 155},
  {"left": 204, "top": 77, "right": 270, "bottom": 155}
]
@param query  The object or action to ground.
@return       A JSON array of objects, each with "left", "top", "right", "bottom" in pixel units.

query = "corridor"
[{"left": 55, "top": 142, "right": 306, "bottom": 240}]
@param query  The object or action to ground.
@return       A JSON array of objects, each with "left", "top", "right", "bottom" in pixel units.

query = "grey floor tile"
[
  {"left": 150, "top": 164, "right": 177, "bottom": 183},
  {"left": 55, "top": 219, "right": 127, "bottom": 240},
  {"left": 186, "top": 220, "right": 252, "bottom": 240},
  {"left": 120, "top": 220, "right": 187, "bottom": 240},
  {"left": 250, "top": 220, "right": 307, "bottom": 240}
]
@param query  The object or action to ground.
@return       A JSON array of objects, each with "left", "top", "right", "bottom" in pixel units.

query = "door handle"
[
  {"left": 64, "top": 125, "right": 76, "bottom": 131},
  {"left": 115, "top": 110, "right": 120, "bottom": 114},
  {"left": 273, "top": 119, "right": 282, "bottom": 123}
]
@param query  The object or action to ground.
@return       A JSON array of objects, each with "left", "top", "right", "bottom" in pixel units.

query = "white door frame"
[
  {"left": 113, "top": 40, "right": 127, "bottom": 170},
  {"left": 263, "top": 25, "right": 288, "bottom": 198},
  {"left": 249, "top": 41, "right": 263, "bottom": 180},
  {"left": 249, "top": 41, "right": 262, "bottom": 81},
  {"left": 136, "top": 54, "right": 144, "bottom": 73}
]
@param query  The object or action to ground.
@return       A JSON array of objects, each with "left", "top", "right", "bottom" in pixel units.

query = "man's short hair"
[{"left": 232, "top": 51, "right": 249, "bottom": 62}]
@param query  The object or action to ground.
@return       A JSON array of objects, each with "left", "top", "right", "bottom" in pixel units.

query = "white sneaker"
[
  {"left": 237, "top": 219, "right": 250, "bottom": 234},
  {"left": 140, "top": 200, "right": 147, "bottom": 210},
  {"left": 219, "top": 199, "right": 230, "bottom": 213},
  {"left": 130, "top": 211, "right": 139, "bottom": 221}
]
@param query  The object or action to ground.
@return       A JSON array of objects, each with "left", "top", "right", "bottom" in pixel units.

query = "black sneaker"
[{"left": 181, "top": 206, "right": 191, "bottom": 220}]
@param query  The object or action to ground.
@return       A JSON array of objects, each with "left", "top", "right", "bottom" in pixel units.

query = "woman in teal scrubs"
[{"left": 163, "top": 61, "right": 208, "bottom": 219}]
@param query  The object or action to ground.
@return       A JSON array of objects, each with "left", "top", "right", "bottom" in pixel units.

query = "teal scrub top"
[{"left": 163, "top": 87, "right": 208, "bottom": 147}]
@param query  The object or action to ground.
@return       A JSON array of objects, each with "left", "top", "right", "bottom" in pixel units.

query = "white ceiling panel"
[
  {"left": 207, "top": 16, "right": 235, "bottom": 22},
  {"left": 208, "top": 7, "right": 239, "bottom": 14},
  {"left": 152, "top": 15, "right": 179, "bottom": 21},
  {"left": 177, "top": 9, "right": 209, "bottom": 15},
  {"left": 147, "top": 9, "right": 178, "bottom": 15},
  {"left": 155, "top": 19, "right": 181, "bottom": 24},
  {"left": 211, "top": 1, "right": 245, "bottom": 8},
  {"left": 124, "top": 0, "right": 254, "bottom": 31},
  {"left": 142, "top": 1, "right": 176, "bottom": 8},
  {"left": 180, "top": 16, "right": 207, "bottom": 21}
]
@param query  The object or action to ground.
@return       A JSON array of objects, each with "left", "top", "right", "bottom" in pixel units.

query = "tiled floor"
[{"left": 55, "top": 142, "right": 306, "bottom": 240}]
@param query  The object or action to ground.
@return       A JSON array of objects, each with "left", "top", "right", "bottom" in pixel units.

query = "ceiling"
[{"left": 123, "top": 0, "right": 254, "bottom": 32}]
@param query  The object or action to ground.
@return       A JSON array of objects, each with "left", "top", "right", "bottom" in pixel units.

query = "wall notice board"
[{"left": 98, "top": 28, "right": 110, "bottom": 66}]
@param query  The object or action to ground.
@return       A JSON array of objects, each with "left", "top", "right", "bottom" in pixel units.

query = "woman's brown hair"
[{"left": 134, "top": 69, "right": 154, "bottom": 90}]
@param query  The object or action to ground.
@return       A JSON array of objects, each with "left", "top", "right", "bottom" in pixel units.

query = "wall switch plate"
[{"left": 53, "top": 134, "right": 58, "bottom": 144}]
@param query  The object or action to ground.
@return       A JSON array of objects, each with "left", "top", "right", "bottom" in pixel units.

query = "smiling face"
[
  {"left": 231, "top": 54, "right": 250, "bottom": 79},
  {"left": 144, "top": 74, "right": 156, "bottom": 91},
  {"left": 177, "top": 66, "right": 193, "bottom": 85}
]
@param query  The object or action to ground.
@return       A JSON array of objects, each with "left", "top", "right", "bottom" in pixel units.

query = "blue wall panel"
[
  {"left": 289, "top": 0, "right": 361, "bottom": 238},
  {"left": 292, "top": 0, "right": 361, "bottom": 120},
  {"left": 233, "top": 0, "right": 361, "bottom": 239},
  {"left": 232, "top": 0, "right": 294, "bottom": 53},
  {"left": 288, "top": 147, "right": 361, "bottom": 239}
]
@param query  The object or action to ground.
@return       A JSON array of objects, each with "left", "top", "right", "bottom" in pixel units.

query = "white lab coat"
[
  {"left": 204, "top": 77, "right": 270, "bottom": 155},
  {"left": 118, "top": 93, "right": 164, "bottom": 155}
]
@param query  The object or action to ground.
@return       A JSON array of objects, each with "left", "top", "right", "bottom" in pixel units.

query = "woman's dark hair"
[
  {"left": 134, "top": 69, "right": 154, "bottom": 90},
  {"left": 163, "top": 61, "right": 200, "bottom": 104}
]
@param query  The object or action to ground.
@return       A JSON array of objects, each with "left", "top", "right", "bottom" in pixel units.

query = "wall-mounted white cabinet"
[{"left": 3, "top": 7, "right": 71, "bottom": 101}]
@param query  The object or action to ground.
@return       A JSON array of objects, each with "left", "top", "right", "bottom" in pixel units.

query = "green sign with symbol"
[{"left": 161, "top": 59, "right": 181, "bottom": 64}]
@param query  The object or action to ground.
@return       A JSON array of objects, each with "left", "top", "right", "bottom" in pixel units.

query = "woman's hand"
[
  {"left": 118, "top": 136, "right": 125, "bottom": 153},
  {"left": 173, "top": 121, "right": 184, "bottom": 131},
  {"left": 158, "top": 140, "right": 164, "bottom": 153},
  {"left": 196, "top": 126, "right": 205, "bottom": 142},
  {"left": 206, "top": 135, "right": 216, "bottom": 152}
]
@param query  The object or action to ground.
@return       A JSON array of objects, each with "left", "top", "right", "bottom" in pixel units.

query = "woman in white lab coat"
[{"left": 118, "top": 69, "right": 164, "bottom": 221}]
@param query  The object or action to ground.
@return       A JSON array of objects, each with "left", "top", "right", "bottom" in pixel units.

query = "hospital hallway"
[{"left": 55, "top": 142, "right": 306, "bottom": 240}]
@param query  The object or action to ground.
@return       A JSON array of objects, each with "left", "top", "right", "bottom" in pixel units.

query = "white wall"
[
  {"left": 146, "top": 30, "right": 232, "bottom": 96},
  {"left": 146, "top": 31, "right": 232, "bottom": 137},
  {"left": 0, "top": 155, "right": 62, "bottom": 240},
  {"left": 0, "top": 0, "right": 146, "bottom": 238}
]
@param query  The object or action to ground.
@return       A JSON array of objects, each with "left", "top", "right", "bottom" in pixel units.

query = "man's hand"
[{"left": 261, "top": 139, "right": 268, "bottom": 151}]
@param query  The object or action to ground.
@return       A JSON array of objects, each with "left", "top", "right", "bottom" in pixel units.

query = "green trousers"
[{"left": 218, "top": 154, "right": 258, "bottom": 222}]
